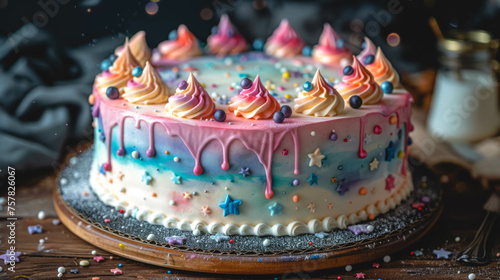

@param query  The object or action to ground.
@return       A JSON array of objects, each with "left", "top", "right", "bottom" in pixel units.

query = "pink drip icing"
[
  {"left": 147, "top": 124, "right": 155, "bottom": 157},
  {"left": 358, "top": 116, "right": 367, "bottom": 159}
]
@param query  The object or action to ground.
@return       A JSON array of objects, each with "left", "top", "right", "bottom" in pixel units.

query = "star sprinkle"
[
  {"left": 165, "top": 236, "right": 186, "bottom": 245},
  {"left": 171, "top": 174, "right": 182, "bottom": 184},
  {"left": 369, "top": 157, "right": 379, "bottom": 171},
  {"left": 239, "top": 167, "right": 251, "bottom": 177},
  {"left": 364, "top": 133, "right": 372, "bottom": 144},
  {"left": 336, "top": 179, "right": 350, "bottom": 196},
  {"left": 141, "top": 171, "right": 152, "bottom": 185},
  {"left": 328, "top": 203, "right": 334, "bottom": 209},
  {"left": 331, "top": 177, "right": 337, "bottom": 184},
  {"left": 218, "top": 195, "right": 242, "bottom": 217},
  {"left": 307, "top": 202, "right": 316, "bottom": 213},
  {"left": 412, "top": 202, "right": 425, "bottom": 209},
  {"left": 314, "top": 232, "right": 329, "bottom": 239},
  {"left": 0, "top": 250, "right": 21, "bottom": 264},
  {"left": 210, "top": 232, "right": 230, "bottom": 242},
  {"left": 385, "top": 141, "right": 396, "bottom": 161},
  {"left": 372, "top": 263, "right": 380, "bottom": 268},
  {"left": 110, "top": 268, "right": 123, "bottom": 275},
  {"left": 356, "top": 272, "right": 365, "bottom": 279},
  {"left": 268, "top": 202, "right": 283, "bottom": 216},
  {"left": 282, "top": 149, "right": 288, "bottom": 156},
  {"left": 182, "top": 192, "right": 193, "bottom": 199},
  {"left": 414, "top": 250, "right": 423, "bottom": 257},
  {"left": 308, "top": 148, "right": 325, "bottom": 168},
  {"left": 306, "top": 173, "right": 319, "bottom": 186},
  {"left": 70, "top": 268, "right": 79, "bottom": 274},
  {"left": 385, "top": 174, "right": 395, "bottom": 191},
  {"left": 348, "top": 224, "right": 374, "bottom": 235},
  {"left": 27, "top": 225, "right": 43, "bottom": 234},
  {"left": 201, "top": 206, "right": 211, "bottom": 216},
  {"left": 93, "top": 256, "right": 105, "bottom": 262},
  {"left": 433, "top": 248, "right": 451, "bottom": 259}
]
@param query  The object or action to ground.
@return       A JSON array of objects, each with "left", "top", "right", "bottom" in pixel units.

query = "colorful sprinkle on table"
[{"left": 93, "top": 256, "right": 105, "bottom": 262}]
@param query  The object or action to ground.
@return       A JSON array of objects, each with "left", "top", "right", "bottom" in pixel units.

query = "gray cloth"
[{"left": 0, "top": 25, "right": 119, "bottom": 175}]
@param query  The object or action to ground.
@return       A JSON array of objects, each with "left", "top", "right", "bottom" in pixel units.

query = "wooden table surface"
[{"left": 1, "top": 120, "right": 500, "bottom": 280}]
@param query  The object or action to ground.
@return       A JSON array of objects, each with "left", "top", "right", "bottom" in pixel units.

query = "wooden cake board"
[{"left": 54, "top": 187, "right": 443, "bottom": 275}]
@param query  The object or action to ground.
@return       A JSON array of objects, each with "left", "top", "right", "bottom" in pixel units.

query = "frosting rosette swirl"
[
  {"left": 207, "top": 14, "right": 248, "bottom": 56},
  {"left": 229, "top": 75, "right": 280, "bottom": 119},
  {"left": 312, "top": 24, "right": 351, "bottom": 65},
  {"left": 356, "top": 37, "right": 377, "bottom": 65},
  {"left": 335, "top": 56, "right": 383, "bottom": 105},
  {"left": 165, "top": 73, "right": 215, "bottom": 119},
  {"left": 158, "top": 25, "right": 203, "bottom": 60},
  {"left": 264, "top": 19, "right": 304, "bottom": 57},
  {"left": 294, "top": 69, "right": 344, "bottom": 117},
  {"left": 122, "top": 62, "right": 170, "bottom": 105},
  {"left": 115, "top": 31, "right": 151, "bottom": 66},
  {"left": 94, "top": 40, "right": 140, "bottom": 94},
  {"left": 365, "top": 47, "right": 400, "bottom": 86}
]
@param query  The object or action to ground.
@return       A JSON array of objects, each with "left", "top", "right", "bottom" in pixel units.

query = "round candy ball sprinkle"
[
  {"left": 349, "top": 95, "right": 363, "bottom": 109},
  {"left": 292, "top": 179, "right": 299, "bottom": 186},
  {"left": 345, "top": 265, "right": 352, "bottom": 272},
  {"left": 132, "top": 66, "right": 143, "bottom": 77},
  {"left": 330, "top": 132, "right": 338, "bottom": 141},
  {"left": 383, "top": 255, "right": 391, "bottom": 263},
  {"left": 367, "top": 225, "right": 375, "bottom": 232},
  {"left": 214, "top": 109, "right": 226, "bottom": 122},
  {"left": 100, "top": 59, "right": 112, "bottom": 71},
  {"left": 147, "top": 234, "right": 155, "bottom": 241},
  {"left": 280, "top": 105, "right": 292, "bottom": 118},
  {"left": 311, "top": 131, "right": 316, "bottom": 136},
  {"left": 303, "top": 81, "right": 313, "bottom": 92},
  {"left": 109, "top": 54, "right": 117, "bottom": 63},
  {"left": 302, "top": 46, "right": 312, "bottom": 57},
  {"left": 468, "top": 273, "right": 476, "bottom": 280},
  {"left": 363, "top": 54, "right": 375, "bottom": 65},
  {"left": 106, "top": 86, "right": 120, "bottom": 100},
  {"left": 252, "top": 38, "right": 264, "bottom": 51},
  {"left": 118, "top": 264, "right": 123, "bottom": 268},
  {"left": 343, "top": 66, "right": 354, "bottom": 76},
  {"left": 168, "top": 30, "right": 178, "bottom": 40},
  {"left": 38, "top": 211, "right": 46, "bottom": 220},
  {"left": 273, "top": 112, "right": 285, "bottom": 123},
  {"left": 58, "top": 267, "right": 66, "bottom": 273},
  {"left": 173, "top": 157, "right": 180, "bottom": 162},
  {"left": 240, "top": 78, "right": 252, "bottom": 89},
  {"left": 131, "top": 151, "right": 140, "bottom": 159},
  {"left": 58, "top": 273, "right": 63, "bottom": 278},
  {"left": 263, "top": 239, "right": 271, "bottom": 247},
  {"left": 381, "top": 81, "right": 394, "bottom": 94},
  {"left": 178, "top": 80, "right": 188, "bottom": 90},
  {"left": 373, "top": 125, "right": 382, "bottom": 134},
  {"left": 91, "top": 250, "right": 97, "bottom": 255}
]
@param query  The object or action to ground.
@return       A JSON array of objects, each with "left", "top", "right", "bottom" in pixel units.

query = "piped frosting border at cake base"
[{"left": 90, "top": 165, "right": 413, "bottom": 237}]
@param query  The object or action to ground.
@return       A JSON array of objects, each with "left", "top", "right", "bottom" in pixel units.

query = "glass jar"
[{"left": 428, "top": 30, "right": 500, "bottom": 142}]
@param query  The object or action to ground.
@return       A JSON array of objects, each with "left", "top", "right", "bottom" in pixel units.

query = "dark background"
[{"left": 1, "top": 0, "right": 500, "bottom": 176}]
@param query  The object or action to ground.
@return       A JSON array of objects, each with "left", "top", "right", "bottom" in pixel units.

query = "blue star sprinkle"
[
  {"left": 210, "top": 232, "right": 230, "bottom": 242},
  {"left": 336, "top": 179, "right": 350, "bottom": 196},
  {"left": 171, "top": 174, "right": 182, "bottom": 184},
  {"left": 70, "top": 268, "right": 79, "bottom": 274},
  {"left": 385, "top": 141, "right": 396, "bottom": 162},
  {"left": 239, "top": 167, "right": 250, "bottom": 177},
  {"left": 218, "top": 195, "right": 242, "bottom": 217},
  {"left": 314, "top": 232, "right": 330, "bottom": 239},
  {"left": 165, "top": 236, "right": 186, "bottom": 245},
  {"left": 141, "top": 171, "right": 152, "bottom": 185},
  {"left": 433, "top": 248, "right": 451, "bottom": 259},
  {"left": 268, "top": 202, "right": 283, "bottom": 216},
  {"left": 414, "top": 250, "right": 423, "bottom": 257},
  {"left": 306, "top": 173, "right": 319, "bottom": 186}
]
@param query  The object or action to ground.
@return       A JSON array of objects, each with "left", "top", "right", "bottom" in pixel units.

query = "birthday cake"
[{"left": 89, "top": 17, "right": 413, "bottom": 237}]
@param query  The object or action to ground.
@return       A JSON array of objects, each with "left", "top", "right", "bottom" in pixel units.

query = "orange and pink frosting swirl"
[
  {"left": 158, "top": 25, "right": 203, "bottom": 60},
  {"left": 122, "top": 61, "right": 170, "bottom": 105},
  {"left": 115, "top": 31, "right": 151, "bottom": 66},
  {"left": 312, "top": 24, "right": 351, "bottom": 65},
  {"left": 335, "top": 56, "right": 383, "bottom": 105},
  {"left": 356, "top": 37, "right": 377, "bottom": 65},
  {"left": 365, "top": 47, "right": 400, "bottom": 87},
  {"left": 294, "top": 69, "right": 345, "bottom": 117},
  {"left": 165, "top": 73, "right": 215, "bottom": 119},
  {"left": 207, "top": 14, "right": 248, "bottom": 56},
  {"left": 264, "top": 19, "right": 304, "bottom": 58},
  {"left": 229, "top": 75, "right": 280, "bottom": 119},
  {"left": 94, "top": 40, "right": 140, "bottom": 94}
]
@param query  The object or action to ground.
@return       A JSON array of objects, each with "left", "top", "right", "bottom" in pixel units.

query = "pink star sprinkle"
[
  {"left": 282, "top": 149, "right": 288, "bottom": 156},
  {"left": 93, "top": 256, "right": 105, "bottom": 262},
  {"left": 110, "top": 268, "right": 122, "bottom": 275},
  {"left": 372, "top": 263, "right": 380, "bottom": 268},
  {"left": 104, "top": 218, "right": 111, "bottom": 223},
  {"left": 385, "top": 174, "right": 395, "bottom": 191},
  {"left": 355, "top": 272, "right": 365, "bottom": 279},
  {"left": 412, "top": 202, "right": 425, "bottom": 209}
]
